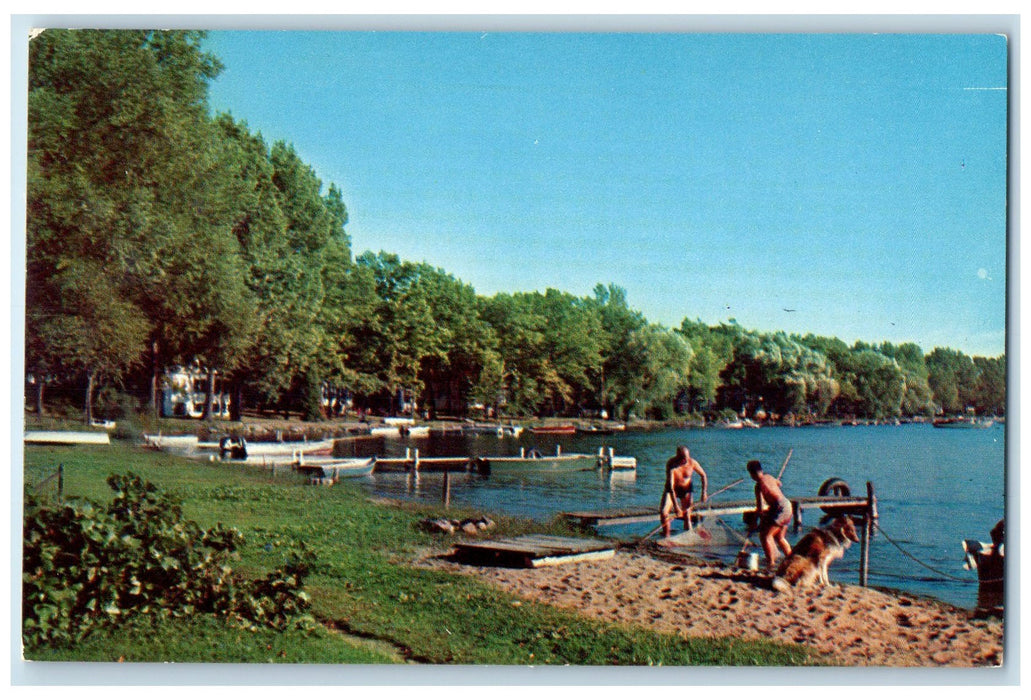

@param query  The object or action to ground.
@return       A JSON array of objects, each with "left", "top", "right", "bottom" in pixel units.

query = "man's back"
[{"left": 756, "top": 472, "right": 785, "bottom": 505}]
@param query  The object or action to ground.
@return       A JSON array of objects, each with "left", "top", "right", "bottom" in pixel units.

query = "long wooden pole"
[{"left": 776, "top": 448, "right": 794, "bottom": 480}]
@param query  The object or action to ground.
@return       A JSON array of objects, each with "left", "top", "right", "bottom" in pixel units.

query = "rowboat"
[
  {"left": 401, "top": 425, "right": 431, "bottom": 438},
  {"left": 25, "top": 431, "right": 110, "bottom": 446},
  {"left": 294, "top": 457, "right": 376, "bottom": 484},
  {"left": 470, "top": 449, "right": 598, "bottom": 474},
  {"left": 529, "top": 425, "right": 576, "bottom": 435}
]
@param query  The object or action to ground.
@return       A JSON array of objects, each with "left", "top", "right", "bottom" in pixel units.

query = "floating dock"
[{"left": 452, "top": 534, "right": 616, "bottom": 568}]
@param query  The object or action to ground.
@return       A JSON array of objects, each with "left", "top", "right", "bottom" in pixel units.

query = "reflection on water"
[{"left": 354, "top": 423, "right": 1005, "bottom": 609}]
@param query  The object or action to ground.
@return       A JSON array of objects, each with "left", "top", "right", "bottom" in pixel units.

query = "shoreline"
[{"left": 422, "top": 545, "right": 1003, "bottom": 667}]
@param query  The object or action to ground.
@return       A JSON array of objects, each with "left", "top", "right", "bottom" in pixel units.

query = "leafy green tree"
[
  {"left": 926, "top": 347, "right": 980, "bottom": 414},
  {"left": 972, "top": 355, "right": 1006, "bottom": 415},
  {"left": 677, "top": 318, "right": 734, "bottom": 414},
  {"left": 845, "top": 349, "right": 906, "bottom": 419},
  {"left": 616, "top": 324, "right": 692, "bottom": 420},
  {"left": 30, "top": 261, "right": 150, "bottom": 423},
  {"left": 590, "top": 284, "right": 648, "bottom": 417},
  {"left": 27, "top": 29, "right": 253, "bottom": 419}
]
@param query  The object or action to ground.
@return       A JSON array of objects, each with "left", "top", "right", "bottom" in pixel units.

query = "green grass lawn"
[{"left": 21, "top": 442, "right": 828, "bottom": 666}]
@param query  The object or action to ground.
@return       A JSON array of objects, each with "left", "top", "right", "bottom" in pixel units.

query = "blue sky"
[{"left": 203, "top": 30, "right": 1008, "bottom": 357}]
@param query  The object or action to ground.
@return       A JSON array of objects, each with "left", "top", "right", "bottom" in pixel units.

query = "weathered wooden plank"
[
  {"left": 531, "top": 549, "right": 615, "bottom": 568},
  {"left": 453, "top": 535, "right": 612, "bottom": 558},
  {"left": 453, "top": 534, "right": 616, "bottom": 568}
]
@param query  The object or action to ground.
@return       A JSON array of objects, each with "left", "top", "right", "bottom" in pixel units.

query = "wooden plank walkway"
[{"left": 452, "top": 535, "right": 616, "bottom": 568}]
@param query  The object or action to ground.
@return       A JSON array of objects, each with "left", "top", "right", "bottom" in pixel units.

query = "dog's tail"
[{"left": 771, "top": 576, "right": 792, "bottom": 594}]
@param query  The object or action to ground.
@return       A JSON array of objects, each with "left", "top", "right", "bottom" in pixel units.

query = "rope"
[{"left": 874, "top": 522, "right": 1005, "bottom": 584}]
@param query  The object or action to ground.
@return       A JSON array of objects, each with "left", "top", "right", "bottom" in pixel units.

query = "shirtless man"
[
  {"left": 659, "top": 446, "right": 708, "bottom": 537},
  {"left": 747, "top": 460, "right": 793, "bottom": 570}
]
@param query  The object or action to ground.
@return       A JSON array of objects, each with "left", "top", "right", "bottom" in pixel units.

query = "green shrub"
[{"left": 22, "top": 473, "right": 315, "bottom": 648}]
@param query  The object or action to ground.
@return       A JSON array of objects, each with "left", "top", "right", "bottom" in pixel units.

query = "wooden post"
[
  {"left": 556, "top": 444, "right": 562, "bottom": 456},
  {"left": 413, "top": 448, "right": 420, "bottom": 472},
  {"left": 57, "top": 463, "right": 63, "bottom": 502},
  {"left": 442, "top": 464, "right": 451, "bottom": 509},
  {"left": 859, "top": 481, "right": 875, "bottom": 587}
]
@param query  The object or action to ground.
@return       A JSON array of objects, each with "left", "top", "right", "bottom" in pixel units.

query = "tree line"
[{"left": 25, "top": 30, "right": 1006, "bottom": 425}]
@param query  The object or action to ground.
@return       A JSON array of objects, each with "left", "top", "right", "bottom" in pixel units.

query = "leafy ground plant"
[{"left": 22, "top": 473, "right": 315, "bottom": 649}]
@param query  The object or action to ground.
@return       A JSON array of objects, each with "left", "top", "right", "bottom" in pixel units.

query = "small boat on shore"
[{"left": 25, "top": 430, "right": 110, "bottom": 446}]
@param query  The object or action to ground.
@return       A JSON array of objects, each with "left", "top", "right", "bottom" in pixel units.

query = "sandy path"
[{"left": 425, "top": 548, "right": 1002, "bottom": 667}]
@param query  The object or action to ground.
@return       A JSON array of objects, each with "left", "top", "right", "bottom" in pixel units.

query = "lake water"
[{"left": 348, "top": 423, "right": 1006, "bottom": 609}]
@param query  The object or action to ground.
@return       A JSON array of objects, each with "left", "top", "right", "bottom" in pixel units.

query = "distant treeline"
[{"left": 25, "top": 30, "right": 1006, "bottom": 424}]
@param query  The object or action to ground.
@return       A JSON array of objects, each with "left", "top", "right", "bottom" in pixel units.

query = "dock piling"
[{"left": 859, "top": 481, "right": 876, "bottom": 586}]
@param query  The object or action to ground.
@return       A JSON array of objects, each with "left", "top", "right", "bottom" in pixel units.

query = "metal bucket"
[{"left": 736, "top": 551, "right": 760, "bottom": 571}]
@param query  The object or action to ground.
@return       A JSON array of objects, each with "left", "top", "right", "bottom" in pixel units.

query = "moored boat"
[
  {"left": 529, "top": 424, "right": 576, "bottom": 435},
  {"left": 199, "top": 436, "right": 336, "bottom": 457},
  {"left": 293, "top": 456, "right": 376, "bottom": 484},
  {"left": 933, "top": 418, "right": 994, "bottom": 429},
  {"left": 463, "top": 423, "right": 524, "bottom": 437},
  {"left": 962, "top": 519, "right": 1004, "bottom": 615},
  {"left": 470, "top": 447, "right": 597, "bottom": 473}
]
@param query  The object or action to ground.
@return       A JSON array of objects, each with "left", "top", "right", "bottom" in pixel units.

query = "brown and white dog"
[{"left": 771, "top": 515, "right": 860, "bottom": 593}]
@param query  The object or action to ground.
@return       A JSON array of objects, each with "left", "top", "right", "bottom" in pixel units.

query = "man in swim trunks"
[
  {"left": 747, "top": 460, "right": 793, "bottom": 570},
  {"left": 659, "top": 446, "right": 708, "bottom": 537}
]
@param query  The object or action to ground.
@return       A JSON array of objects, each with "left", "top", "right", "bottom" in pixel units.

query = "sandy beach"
[{"left": 425, "top": 545, "right": 1003, "bottom": 667}]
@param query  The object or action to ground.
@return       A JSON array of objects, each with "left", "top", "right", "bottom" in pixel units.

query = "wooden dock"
[
  {"left": 373, "top": 447, "right": 636, "bottom": 473},
  {"left": 563, "top": 481, "right": 880, "bottom": 586},
  {"left": 452, "top": 535, "right": 616, "bottom": 568},
  {"left": 565, "top": 495, "right": 871, "bottom": 530}
]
